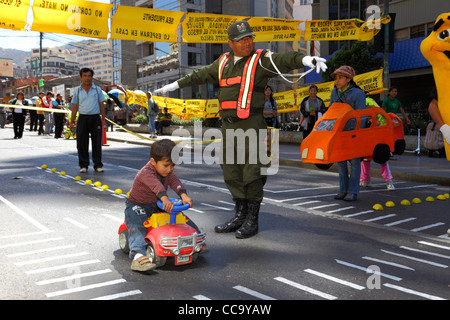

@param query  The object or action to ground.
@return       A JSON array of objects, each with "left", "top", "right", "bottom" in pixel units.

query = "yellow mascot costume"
[{"left": 420, "top": 13, "right": 450, "bottom": 160}]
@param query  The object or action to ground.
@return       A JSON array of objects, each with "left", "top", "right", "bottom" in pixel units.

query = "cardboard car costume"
[{"left": 300, "top": 103, "right": 405, "bottom": 167}]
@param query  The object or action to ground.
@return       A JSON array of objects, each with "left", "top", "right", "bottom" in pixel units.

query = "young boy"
[{"left": 124, "top": 139, "right": 199, "bottom": 272}]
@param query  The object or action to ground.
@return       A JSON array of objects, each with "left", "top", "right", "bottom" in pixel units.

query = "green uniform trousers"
[{"left": 220, "top": 114, "right": 268, "bottom": 202}]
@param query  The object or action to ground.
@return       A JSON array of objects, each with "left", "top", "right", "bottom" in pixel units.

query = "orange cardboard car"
[{"left": 300, "top": 102, "right": 405, "bottom": 168}]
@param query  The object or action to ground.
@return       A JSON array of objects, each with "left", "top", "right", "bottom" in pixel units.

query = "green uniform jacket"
[{"left": 177, "top": 50, "right": 305, "bottom": 119}]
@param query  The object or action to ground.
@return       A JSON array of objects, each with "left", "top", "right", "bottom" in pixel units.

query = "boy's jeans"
[{"left": 124, "top": 200, "right": 201, "bottom": 259}]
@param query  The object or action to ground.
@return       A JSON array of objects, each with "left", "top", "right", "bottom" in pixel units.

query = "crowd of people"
[{"left": 1, "top": 91, "right": 74, "bottom": 139}]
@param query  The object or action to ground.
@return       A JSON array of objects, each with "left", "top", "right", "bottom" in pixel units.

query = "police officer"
[{"left": 155, "top": 20, "right": 327, "bottom": 239}]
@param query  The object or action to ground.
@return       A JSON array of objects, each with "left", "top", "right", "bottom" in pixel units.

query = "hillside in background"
[{"left": 0, "top": 48, "right": 31, "bottom": 65}]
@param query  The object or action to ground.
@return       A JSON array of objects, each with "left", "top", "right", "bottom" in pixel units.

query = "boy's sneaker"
[
  {"left": 131, "top": 256, "right": 156, "bottom": 272},
  {"left": 79, "top": 167, "right": 87, "bottom": 173},
  {"left": 386, "top": 180, "right": 395, "bottom": 190},
  {"left": 95, "top": 167, "right": 104, "bottom": 173}
]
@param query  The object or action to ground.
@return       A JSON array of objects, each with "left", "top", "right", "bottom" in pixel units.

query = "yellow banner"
[
  {"left": 205, "top": 99, "right": 220, "bottom": 118},
  {"left": 181, "top": 13, "right": 245, "bottom": 43},
  {"left": 0, "top": 0, "right": 29, "bottom": 31},
  {"left": 185, "top": 99, "right": 207, "bottom": 120},
  {"left": 303, "top": 15, "right": 389, "bottom": 41},
  {"left": 272, "top": 68, "right": 385, "bottom": 112},
  {"left": 125, "top": 89, "right": 147, "bottom": 107},
  {"left": 0, "top": 1, "right": 390, "bottom": 43},
  {"left": 247, "top": 17, "right": 302, "bottom": 42},
  {"left": 150, "top": 69, "right": 384, "bottom": 118},
  {"left": 31, "top": 0, "right": 111, "bottom": 38},
  {"left": 164, "top": 97, "right": 185, "bottom": 115},
  {"left": 110, "top": 6, "right": 183, "bottom": 42}
]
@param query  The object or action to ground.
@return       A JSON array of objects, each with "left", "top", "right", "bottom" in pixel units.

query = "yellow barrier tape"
[
  {"left": 0, "top": 104, "right": 70, "bottom": 113},
  {"left": 0, "top": 0, "right": 390, "bottom": 43},
  {"left": 105, "top": 117, "right": 221, "bottom": 145}
]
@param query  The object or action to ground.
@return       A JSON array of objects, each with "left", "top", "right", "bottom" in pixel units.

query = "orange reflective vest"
[{"left": 218, "top": 49, "right": 265, "bottom": 119}]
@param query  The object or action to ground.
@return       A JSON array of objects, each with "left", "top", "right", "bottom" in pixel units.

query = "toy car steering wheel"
[{"left": 157, "top": 197, "right": 190, "bottom": 214}]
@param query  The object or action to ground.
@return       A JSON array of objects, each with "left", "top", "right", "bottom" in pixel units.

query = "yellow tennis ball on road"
[
  {"left": 437, "top": 194, "right": 446, "bottom": 200},
  {"left": 426, "top": 196, "right": 435, "bottom": 202},
  {"left": 412, "top": 198, "right": 422, "bottom": 204},
  {"left": 114, "top": 189, "right": 123, "bottom": 194},
  {"left": 101, "top": 185, "right": 109, "bottom": 191},
  {"left": 385, "top": 201, "right": 395, "bottom": 208},
  {"left": 373, "top": 204, "right": 383, "bottom": 211},
  {"left": 59, "top": 171, "right": 66, "bottom": 176},
  {"left": 85, "top": 179, "right": 92, "bottom": 185},
  {"left": 51, "top": 168, "right": 57, "bottom": 172},
  {"left": 94, "top": 181, "right": 102, "bottom": 187},
  {"left": 74, "top": 176, "right": 81, "bottom": 181},
  {"left": 41, "top": 164, "right": 48, "bottom": 169}
]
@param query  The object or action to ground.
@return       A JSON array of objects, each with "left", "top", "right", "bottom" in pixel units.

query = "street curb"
[{"left": 108, "top": 136, "right": 450, "bottom": 187}]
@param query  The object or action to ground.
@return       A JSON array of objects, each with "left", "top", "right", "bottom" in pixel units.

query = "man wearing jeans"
[{"left": 69, "top": 68, "right": 106, "bottom": 173}]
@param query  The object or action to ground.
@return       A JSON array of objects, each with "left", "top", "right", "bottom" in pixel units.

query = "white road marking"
[
  {"left": 304, "top": 269, "right": 365, "bottom": 290},
  {"left": 233, "top": 285, "right": 277, "bottom": 300},
  {"left": 274, "top": 276, "right": 337, "bottom": 300}
]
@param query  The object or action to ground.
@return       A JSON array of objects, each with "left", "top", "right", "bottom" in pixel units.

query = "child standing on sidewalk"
[
  {"left": 124, "top": 139, "right": 201, "bottom": 272},
  {"left": 360, "top": 96, "right": 395, "bottom": 190}
]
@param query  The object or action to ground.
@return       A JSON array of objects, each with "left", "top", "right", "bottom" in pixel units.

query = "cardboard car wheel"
[
  {"left": 373, "top": 143, "right": 391, "bottom": 164},
  {"left": 146, "top": 243, "right": 167, "bottom": 268},
  {"left": 315, "top": 163, "right": 334, "bottom": 170},
  {"left": 394, "top": 139, "right": 406, "bottom": 155},
  {"left": 119, "top": 230, "right": 130, "bottom": 253}
]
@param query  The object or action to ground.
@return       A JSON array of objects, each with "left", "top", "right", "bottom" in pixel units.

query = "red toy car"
[{"left": 118, "top": 198, "right": 206, "bottom": 267}]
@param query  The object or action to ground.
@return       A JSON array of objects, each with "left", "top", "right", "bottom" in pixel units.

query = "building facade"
[{"left": 26, "top": 47, "right": 79, "bottom": 78}]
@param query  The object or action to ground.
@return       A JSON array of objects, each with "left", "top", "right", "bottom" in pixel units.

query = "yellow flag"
[
  {"left": 0, "top": 0, "right": 30, "bottom": 31},
  {"left": 110, "top": 6, "right": 183, "bottom": 42},
  {"left": 31, "top": 0, "right": 111, "bottom": 38}
]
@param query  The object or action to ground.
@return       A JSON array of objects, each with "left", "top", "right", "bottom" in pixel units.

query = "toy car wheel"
[
  {"left": 73, "top": 134, "right": 77, "bottom": 140},
  {"left": 146, "top": 243, "right": 167, "bottom": 268},
  {"left": 373, "top": 143, "right": 391, "bottom": 164},
  {"left": 119, "top": 230, "right": 130, "bottom": 254},
  {"left": 64, "top": 132, "right": 70, "bottom": 139}
]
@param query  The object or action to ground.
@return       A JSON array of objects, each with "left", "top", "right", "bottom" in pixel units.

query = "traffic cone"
[{"left": 102, "top": 125, "right": 109, "bottom": 146}]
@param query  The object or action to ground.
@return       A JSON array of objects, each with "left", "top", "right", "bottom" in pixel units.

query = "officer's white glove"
[
  {"left": 154, "top": 81, "right": 179, "bottom": 95},
  {"left": 302, "top": 56, "right": 328, "bottom": 73},
  {"left": 440, "top": 124, "right": 450, "bottom": 144}
]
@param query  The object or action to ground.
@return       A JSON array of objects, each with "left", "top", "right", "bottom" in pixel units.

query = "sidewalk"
[{"left": 105, "top": 128, "right": 450, "bottom": 187}]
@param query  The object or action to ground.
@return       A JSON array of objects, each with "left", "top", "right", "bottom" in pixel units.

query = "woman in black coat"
[{"left": 12, "top": 92, "right": 28, "bottom": 139}]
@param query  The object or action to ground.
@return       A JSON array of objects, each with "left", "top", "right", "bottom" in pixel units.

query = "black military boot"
[
  {"left": 235, "top": 201, "right": 260, "bottom": 239},
  {"left": 214, "top": 199, "right": 248, "bottom": 233}
]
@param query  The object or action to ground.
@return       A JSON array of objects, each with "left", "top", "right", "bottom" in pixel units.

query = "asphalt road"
[{"left": 1, "top": 128, "right": 449, "bottom": 303}]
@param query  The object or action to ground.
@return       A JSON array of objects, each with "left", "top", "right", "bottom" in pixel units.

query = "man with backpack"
[{"left": 146, "top": 91, "right": 159, "bottom": 138}]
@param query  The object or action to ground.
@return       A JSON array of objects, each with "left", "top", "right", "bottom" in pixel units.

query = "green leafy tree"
[{"left": 322, "top": 41, "right": 383, "bottom": 82}]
